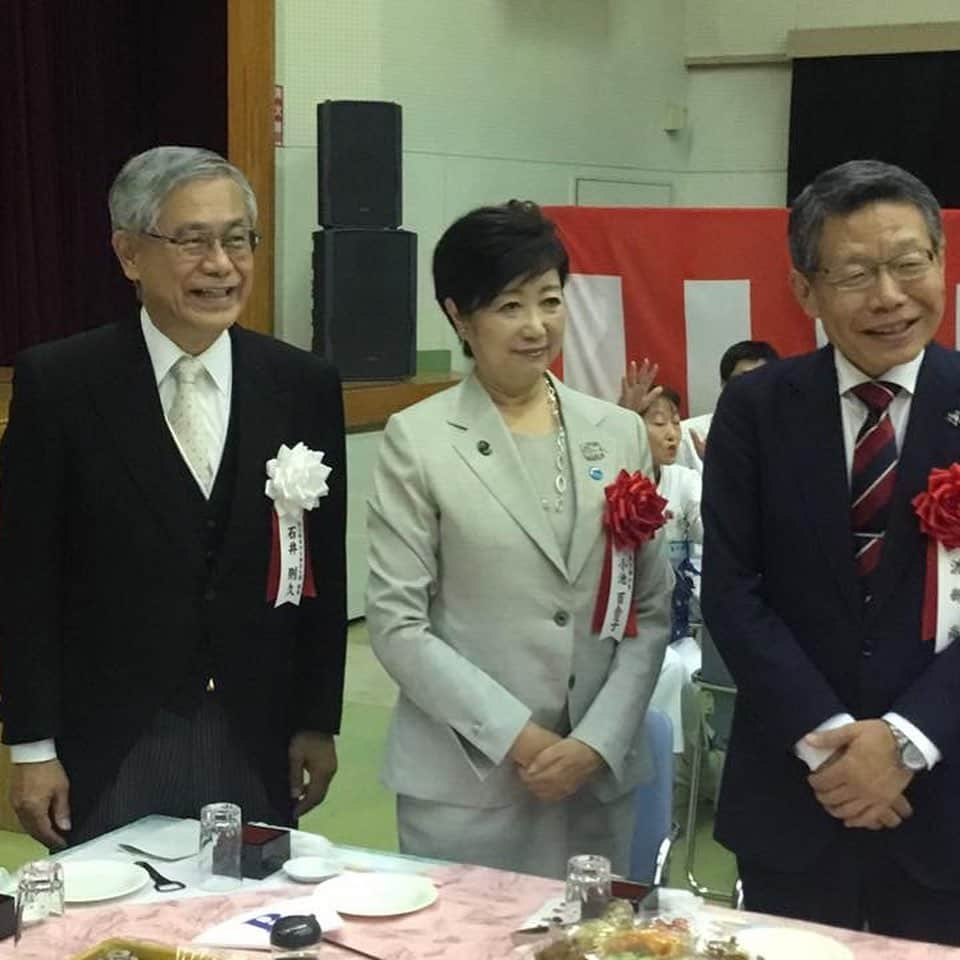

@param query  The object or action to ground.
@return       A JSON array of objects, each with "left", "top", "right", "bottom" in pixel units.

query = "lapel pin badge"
[
  {"left": 580, "top": 441, "right": 605, "bottom": 462},
  {"left": 589, "top": 466, "right": 604, "bottom": 481},
  {"left": 946, "top": 410, "right": 960, "bottom": 428},
  {"left": 477, "top": 440, "right": 492, "bottom": 455}
]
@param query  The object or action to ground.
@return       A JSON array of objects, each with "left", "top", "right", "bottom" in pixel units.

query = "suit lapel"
[
  {"left": 783, "top": 347, "right": 862, "bottom": 619},
  {"left": 91, "top": 322, "right": 207, "bottom": 577},
  {"left": 555, "top": 378, "right": 609, "bottom": 584},
  {"left": 215, "top": 326, "right": 292, "bottom": 579},
  {"left": 448, "top": 375, "right": 568, "bottom": 579},
  {"left": 868, "top": 345, "right": 960, "bottom": 621}
]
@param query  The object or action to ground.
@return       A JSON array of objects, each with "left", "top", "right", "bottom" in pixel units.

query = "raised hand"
[{"left": 620, "top": 359, "right": 663, "bottom": 415}]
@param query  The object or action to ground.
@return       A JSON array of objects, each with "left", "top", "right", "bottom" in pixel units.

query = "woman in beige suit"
[{"left": 366, "top": 202, "right": 671, "bottom": 878}]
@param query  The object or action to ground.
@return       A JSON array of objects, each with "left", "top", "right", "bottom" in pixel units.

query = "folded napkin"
[
  {"left": 193, "top": 893, "right": 342, "bottom": 950},
  {"left": 118, "top": 819, "right": 201, "bottom": 861}
]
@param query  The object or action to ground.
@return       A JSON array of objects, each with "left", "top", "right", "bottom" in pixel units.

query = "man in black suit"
[
  {"left": 702, "top": 160, "right": 960, "bottom": 944},
  {"left": 0, "top": 146, "right": 346, "bottom": 847}
]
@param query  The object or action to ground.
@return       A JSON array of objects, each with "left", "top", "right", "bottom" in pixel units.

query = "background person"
[{"left": 675, "top": 340, "right": 780, "bottom": 472}]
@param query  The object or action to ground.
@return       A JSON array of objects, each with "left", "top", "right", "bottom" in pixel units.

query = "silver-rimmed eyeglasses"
[
  {"left": 817, "top": 248, "right": 937, "bottom": 292},
  {"left": 142, "top": 228, "right": 260, "bottom": 261}
]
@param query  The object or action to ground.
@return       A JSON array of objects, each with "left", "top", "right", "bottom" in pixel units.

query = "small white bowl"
[{"left": 282, "top": 855, "right": 342, "bottom": 883}]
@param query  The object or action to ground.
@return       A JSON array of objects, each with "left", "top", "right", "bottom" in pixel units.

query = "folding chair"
[
  {"left": 628, "top": 708, "right": 676, "bottom": 885},
  {"left": 684, "top": 624, "right": 739, "bottom": 903}
]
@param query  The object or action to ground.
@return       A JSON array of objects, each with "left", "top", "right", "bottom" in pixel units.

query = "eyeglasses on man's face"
[
  {"left": 816, "top": 248, "right": 937, "bottom": 292},
  {"left": 141, "top": 227, "right": 260, "bottom": 261}
]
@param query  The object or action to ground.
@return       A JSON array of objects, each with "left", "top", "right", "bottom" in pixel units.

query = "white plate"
[
  {"left": 319, "top": 872, "right": 438, "bottom": 917},
  {"left": 63, "top": 860, "right": 150, "bottom": 903},
  {"left": 736, "top": 926, "right": 855, "bottom": 960},
  {"left": 282, "top": 855, "right": 342, "bottom": 883}
]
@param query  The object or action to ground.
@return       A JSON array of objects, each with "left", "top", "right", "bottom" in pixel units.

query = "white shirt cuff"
[
  {"left": 794, "top": 713, "right": 855, "bottom": 771},
  {"left": 884, "top": 712, "right": 940, "bottom": 770},
  {"left": 9, "top": 739, "right": 57, "bottom": 764}
]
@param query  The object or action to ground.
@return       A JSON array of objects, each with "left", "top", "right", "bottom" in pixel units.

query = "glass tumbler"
[
  {"left": 16, "top": 860, "right": 65, "bottom": 937},
  {"left": 199, "top": 802, "right": 243, "bottom": 892},
  {"left": 565, "top": 853, "right": 611, "bottom": 922}
]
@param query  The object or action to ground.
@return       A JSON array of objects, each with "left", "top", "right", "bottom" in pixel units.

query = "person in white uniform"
[{"left": 642, "top": 389, "right": 702, "bottom": 751}]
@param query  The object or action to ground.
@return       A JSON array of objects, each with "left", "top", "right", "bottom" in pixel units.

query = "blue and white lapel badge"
[
  {"left": 580, "top": 441, "right": 606, "bottom": 462},
  {"left": 946, "top": 410, "right": 960, "bottom": 428}
]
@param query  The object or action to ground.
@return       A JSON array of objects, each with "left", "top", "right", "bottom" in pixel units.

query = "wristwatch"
[{"left": 884, "top": 721, "right": 927, "bottom": 772}]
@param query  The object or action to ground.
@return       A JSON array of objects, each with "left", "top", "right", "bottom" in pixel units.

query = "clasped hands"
[
  {"left": 805, "top": 719, "right": 914, "bottom": 831},
  {"left": 508, "top": 722, "right": 604, "bottom": 801}
]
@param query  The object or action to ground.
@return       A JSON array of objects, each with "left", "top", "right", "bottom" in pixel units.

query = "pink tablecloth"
[{"left": 2, "top": 864, "right": 958, "bottom": 959}]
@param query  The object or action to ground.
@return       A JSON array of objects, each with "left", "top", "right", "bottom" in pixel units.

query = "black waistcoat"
[{"left": 164, "top": 419, "right": 240, "bottom": 713}]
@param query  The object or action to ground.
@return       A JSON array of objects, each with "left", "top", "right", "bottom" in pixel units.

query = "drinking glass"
[
  {"left": 16, "top": 860, "right": 64, "bottom": 939},
  {"left": 565, "top": 853, "right": 611, "bottom": 922},
  {"left": 198, "top": 802, "right": 243, "bottom": 892}
]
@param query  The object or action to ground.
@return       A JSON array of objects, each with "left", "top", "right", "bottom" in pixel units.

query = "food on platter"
[{"left": 533, "top": 915, "right": 753, "bottom": 960}]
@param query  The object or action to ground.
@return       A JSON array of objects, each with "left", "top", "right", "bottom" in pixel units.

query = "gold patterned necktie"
[{"left": 168, "top": 355, "right": 214, "bottom": 494}]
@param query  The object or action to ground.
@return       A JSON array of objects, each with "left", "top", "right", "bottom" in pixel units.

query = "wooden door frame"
[{"left": 228, "top": 0, "right": 275, "bottom": 336}]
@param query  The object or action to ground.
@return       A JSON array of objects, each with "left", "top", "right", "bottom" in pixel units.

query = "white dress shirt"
[
  {"left": 795, "top": 347, "right": 940, "bottom": 772},
  {"left": 11, "top": 310, "right": 233, "bottom": 764},
  {"left": 142, "top": 308, "right": 232, "bottom": 494}
]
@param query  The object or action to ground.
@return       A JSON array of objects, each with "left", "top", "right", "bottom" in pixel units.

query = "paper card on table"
[{"left": 192, "top": 894, "right": 341, "bottom": 950}]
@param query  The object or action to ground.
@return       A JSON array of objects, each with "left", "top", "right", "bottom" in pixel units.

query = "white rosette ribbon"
[{"left": 265, "top": 442, "right": 331, "bottom": 607}]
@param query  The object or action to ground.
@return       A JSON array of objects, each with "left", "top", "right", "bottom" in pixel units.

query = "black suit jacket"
[
  {"left": 702, "top": 343, "right": 960, "bottom": 890},
  {"left": 0, "top": 320, "right": 347, "bottom": 826}
]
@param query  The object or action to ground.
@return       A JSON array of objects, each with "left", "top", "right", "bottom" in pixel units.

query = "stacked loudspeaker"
[{"left": 312, "top": 100, "right": 417, "bottom": 380}]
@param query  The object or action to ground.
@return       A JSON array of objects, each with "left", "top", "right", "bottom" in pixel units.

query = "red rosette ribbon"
[
  {"left": 912, "top": 464, "right": 960, "bottom": 643},
  {"left": 592, "top": 469, "right": 668, "bottom": 639}
]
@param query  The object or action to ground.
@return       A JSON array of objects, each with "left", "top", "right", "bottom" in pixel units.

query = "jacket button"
[
  {"left": 568, "top": 675, "right": 575, "bottom": 690},
  {"left": 204, "top": 588, "right": 216, "bottom": 602},
  {"left": 553, "top": 610, "right": 569, "bottom": 627}
]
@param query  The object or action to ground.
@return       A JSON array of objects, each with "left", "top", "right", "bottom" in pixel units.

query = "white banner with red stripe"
[{"left": 546, "top": 207, "right": 960, "bottom": 415}]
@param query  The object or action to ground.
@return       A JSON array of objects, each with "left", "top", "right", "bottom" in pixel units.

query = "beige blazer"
[{"left": 366, "top": 373, "right": 672, "bottom": 809}]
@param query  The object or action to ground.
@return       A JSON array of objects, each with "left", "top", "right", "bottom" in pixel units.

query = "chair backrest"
[
  {"left": 698, "top": 622, "right": 737, "bottom": 754},
  {"left": 700, "top": 622, "right": 735, "bottom": 688},
  {"left": 628, "top": 708, "right": 673, "bottom": 884}
]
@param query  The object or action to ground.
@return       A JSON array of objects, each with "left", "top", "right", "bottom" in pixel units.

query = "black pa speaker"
[
  {"left": 312, "top": 228, "right": 417, "bottom": 381},
  {"left": 318, "top": 100, "right": 402, "bottom": 228}
]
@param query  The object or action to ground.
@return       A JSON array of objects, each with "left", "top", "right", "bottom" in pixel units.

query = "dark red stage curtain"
[{"left": 0, "top": 0, "right": 227, "bottom": 364}]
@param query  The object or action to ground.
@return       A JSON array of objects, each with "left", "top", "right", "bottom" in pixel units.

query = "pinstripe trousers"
[{"left": 68, "top": 695, "right": 287, "bottom": 845}]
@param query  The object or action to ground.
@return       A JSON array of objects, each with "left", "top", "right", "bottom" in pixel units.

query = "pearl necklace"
[{"left": 543, "top": 376, "right": 567, "bottom": 513}]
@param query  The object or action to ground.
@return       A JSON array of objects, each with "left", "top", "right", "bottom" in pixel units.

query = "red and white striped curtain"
[{"left": 546, "top": 206, "right": 960, "bottom": 417}]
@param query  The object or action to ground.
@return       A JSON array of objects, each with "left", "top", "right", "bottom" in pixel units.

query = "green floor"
[{"left": 0, "top": 623, "right": 737, "bottom": 896}]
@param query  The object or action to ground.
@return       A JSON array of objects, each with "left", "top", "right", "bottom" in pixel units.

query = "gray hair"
[
  {"left": 108, "top": 146, "right": 258, "bottom": 232},
  {"left": 788, "top": 159, "right": 943, "bottom": 276}
]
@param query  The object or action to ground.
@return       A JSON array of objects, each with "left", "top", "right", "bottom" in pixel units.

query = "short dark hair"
[
  {"left": 433, "top": 200, "right": 569, "bottom": 356},
  {"left": 719, "top": 341, "right": 779, "bottom": 384},
  {"left": 655, "top": 386, "right": 682, "bottom": 411},
  {"left": 788, "top": 159, "right": 943, "bottom": 276}
]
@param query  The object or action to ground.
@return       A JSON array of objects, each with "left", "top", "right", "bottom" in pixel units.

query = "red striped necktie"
[{"left": 850, "top": 380, "right": 901, "bottom": 584}]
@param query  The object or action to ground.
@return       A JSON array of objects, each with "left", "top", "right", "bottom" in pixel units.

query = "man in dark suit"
[
  {"left": 702, "top": 160, "right": 960, "bottom": 944},
  {"left": 0, "top": 146, "right": 346, "bottom": 847}
]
